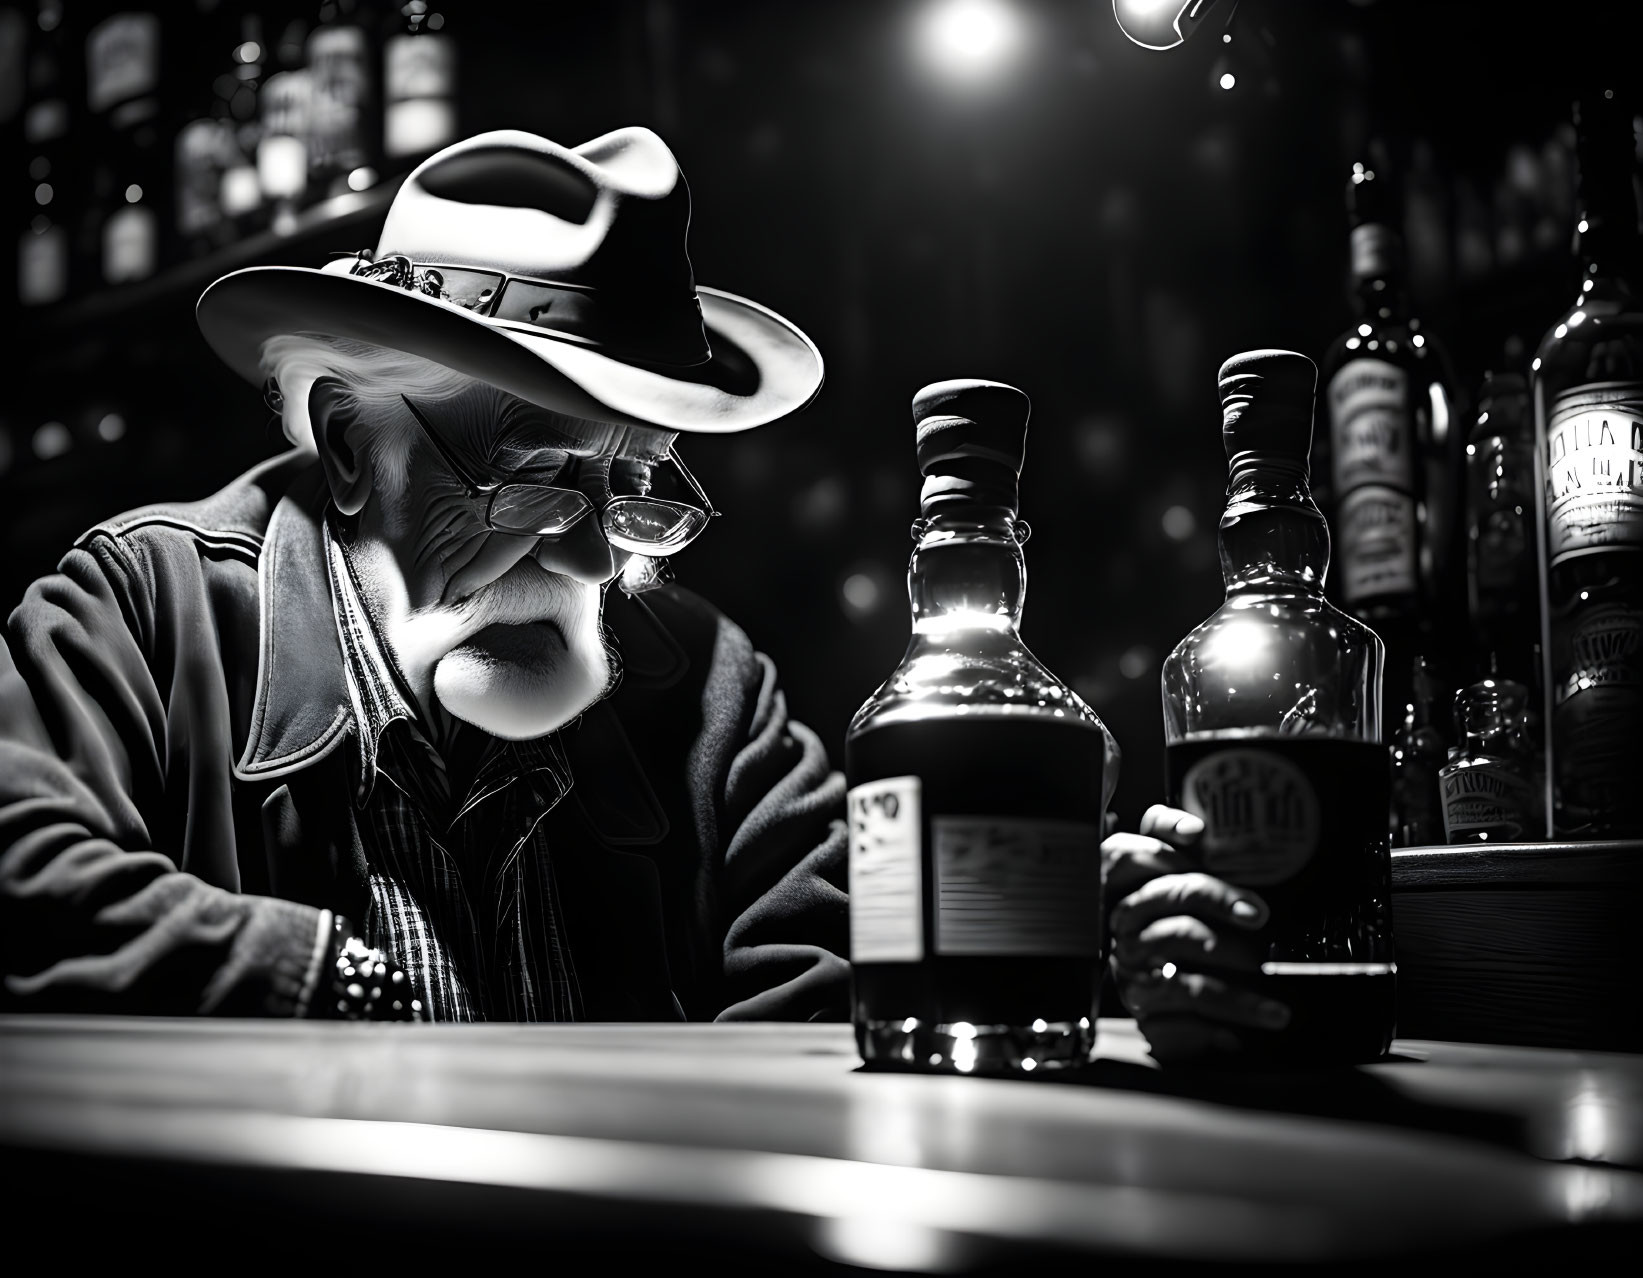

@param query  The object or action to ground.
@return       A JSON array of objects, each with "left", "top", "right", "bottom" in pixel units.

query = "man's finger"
[
  {"left": 1110, "top": 872, "right": 1269, "bottom": 940},
  {"left": 1101, "top": 833, "right": 1194, "bottom": 906},
  {"left": 1139, "top": 804, "right": 1206, "bottom": 847},
  {"left": 1112, "top": 914, "right": 1265, "bottom": 974},
  {"left": 1121, "top": 966, "right": 1290, "bottom": 1031}
]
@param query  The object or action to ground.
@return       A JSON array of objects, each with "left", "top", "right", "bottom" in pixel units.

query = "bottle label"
[
  {"left": 1544, "top": 386, "right": 1643, "bottom": 567},
  {"left": 1328, "top": 358, "right": 1413, "bottom": 494},
  {"left": 386, "top": 32, "right": 456, "bottom": 103},
  {"left": 102, "top": 203, "right": 155, "bottom": 284},
  {"left": 1552, "top": 600, "right": 1643, "bottom": 828},
  {"left": 1440, "top": 761, "right": 1536, "bottom": 841},
  {"left": 931, "top": 817, "right": 1101, "bottom": 956},
  {"left": 848, "top": 777, "right": 923, "bottom": 963},
  {"left": 1176, "top": 749, "right": 1321, "bottom": 885},
  {"left": 86, "top": 13, "right": 160, "bottom": 115},
  {"left": 1337, "top": 484, "right": 1418, "bottom": 601}
]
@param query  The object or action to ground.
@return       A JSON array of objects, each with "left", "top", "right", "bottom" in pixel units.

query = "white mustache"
[{"left": 438, "top": 559, "right": 589, "bottom": 635}]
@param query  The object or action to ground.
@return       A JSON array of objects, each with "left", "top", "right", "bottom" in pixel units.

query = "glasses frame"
[{"left": 399, "top": 394, "right": 719, "bottom": 555}]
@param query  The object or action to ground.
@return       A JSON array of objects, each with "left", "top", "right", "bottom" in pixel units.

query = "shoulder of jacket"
[
  {"left": 74, "top": 450, "right": 318, "bottom": 567},
  {"left": 607, "top": 583, "right": 757, "bottom": 688}
]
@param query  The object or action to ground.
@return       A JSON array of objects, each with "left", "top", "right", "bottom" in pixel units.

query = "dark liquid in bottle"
[
  {"left": 846, "top": 714, "right": 1106, "bottom": 1048},
  {"left": 1165, "top": 735, "right": 1396, "bottom": 1065}
]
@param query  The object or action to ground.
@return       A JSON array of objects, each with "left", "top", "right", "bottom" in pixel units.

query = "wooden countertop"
[{"left": 4, "top": 1016, "right": 1642, "bottom": 1270}]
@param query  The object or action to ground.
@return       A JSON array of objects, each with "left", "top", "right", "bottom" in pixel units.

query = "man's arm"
[
  {"left": 0, "top": 537, "right": 332, "bottom": 1015},
  {"left": 677, "top": 603, "right": 849, "bottom": 1022}
]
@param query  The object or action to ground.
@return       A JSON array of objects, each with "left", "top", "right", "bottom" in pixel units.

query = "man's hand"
[{"left": 1104, "top": 804, "right": 1289, "bottom": 1064}]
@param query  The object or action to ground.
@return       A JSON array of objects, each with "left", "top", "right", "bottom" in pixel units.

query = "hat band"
[{"left": 349, "top": 252, "right": 713, "bottom": 369}]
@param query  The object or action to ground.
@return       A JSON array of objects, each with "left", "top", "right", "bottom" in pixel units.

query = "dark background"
[{"left": 2, "top": 0, "right": 1636, "bottom": 830}]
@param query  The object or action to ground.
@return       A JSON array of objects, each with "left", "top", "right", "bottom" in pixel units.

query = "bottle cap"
[
  {"left": 1218, "top": 349, "right": 1316, "bottom": 469},
  {"left": 1454, "top": 677, "right": 1529, "bottom": 743},
  {"left": 912, "top": 379, "right": 1030, "bottom": 515}
]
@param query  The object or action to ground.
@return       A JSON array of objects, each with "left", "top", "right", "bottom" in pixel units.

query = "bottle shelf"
[
  {"left": 21, "top": 177, "right": 404, "bottom": 347},
  {"left": 1392, "top": 839, "right": 1643, "bottom": 888}
]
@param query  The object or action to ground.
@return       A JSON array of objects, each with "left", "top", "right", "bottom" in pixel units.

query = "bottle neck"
[
  {"left": 1349, "top": 222, "right": 1408, "bottom": 323},
  {"left": 908, "top": 507, "right": 1026, "bottom": 636},
  {"left": 1574, "top": 114, "right": 1641, "bottom": 293},
  {"left": 1218, "top": 459, "right": 1329, "bottom": 594}
]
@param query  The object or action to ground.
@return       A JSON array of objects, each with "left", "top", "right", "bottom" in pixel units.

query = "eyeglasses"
[{"left": 400, "top": 394, "right": 718, "bottom": 555}]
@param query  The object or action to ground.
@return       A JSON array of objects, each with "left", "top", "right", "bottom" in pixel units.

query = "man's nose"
[{"left": 533, "top": 511, "right": 619, "bottom": 584}]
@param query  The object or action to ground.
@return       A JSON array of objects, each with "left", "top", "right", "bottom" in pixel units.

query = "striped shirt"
[{"left": 323, "top": 520, "right": 584, "bottom": 1022}]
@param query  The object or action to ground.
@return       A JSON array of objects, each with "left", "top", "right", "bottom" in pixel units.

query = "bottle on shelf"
[
  {"left": 1390, "top": 654, "right": 1447, "bottom": 848},
  {"left": 1466, "top": 370, "right": 1542, "bottom": 693},
  {"left": 1316, "top": 153, "right": 1464, "bottom": 743},
  {"left": 83, "top": 4, "right": 168, "bottom": 285},
  {"left": 1439, "top": 675, "right": 1541, "bottom": 845},
  {"left": 1162, "top": 350, "right": 1394, "bottom": 1065},
  {"left": 382, "top": 1, "right": 456, "bottom": 163},
  {"left": 258, "top": 11, "right": 312, "bottom": 232},
  {"left": 846, "top": 379, "right": 1116, "bottom": 1075},
  {"left": 1529, "top": 86, "right": 1643, "bottom": 841},
  {"left": 305, "top": 0, "right": 377, "bottom": 200},
  {"left": 17, "top": 0, "right": 77, "bottom": 307}
]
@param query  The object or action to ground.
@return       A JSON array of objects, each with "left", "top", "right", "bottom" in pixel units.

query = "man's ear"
[{"left": 310, "top": 377, "right": 373, "bottom": 516}]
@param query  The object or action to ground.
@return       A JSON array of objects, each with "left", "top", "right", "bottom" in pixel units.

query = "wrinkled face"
[{"left": 348, "top": 383, "right": 677, "bottom": 740}]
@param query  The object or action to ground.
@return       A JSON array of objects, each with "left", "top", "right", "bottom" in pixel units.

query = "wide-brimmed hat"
[{"left": 197, "top": 127, "right": 824, "bottom": 433}]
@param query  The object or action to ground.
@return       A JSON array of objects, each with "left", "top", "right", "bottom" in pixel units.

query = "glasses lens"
[
  {"left": 603, "top": 499, "right": 710, "bottom": 553},
  {"left": 488, "top": 485, "right": 593, "bottom": 535}
]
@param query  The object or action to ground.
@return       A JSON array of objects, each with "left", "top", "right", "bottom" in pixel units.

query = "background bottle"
[
  {"left": 1317, "top": 156, "right": 1463, "bottom": 743},
  {"left": 1439, "top": 676, "right": 1540, "bottom": 844},
  {"left": 1390, "top": 654, "right": 1446, "bottom": 847},
  {"left": 382, "top": 0, "right": 456, "bottom": 162},
  {"left": 17, "top": 0, "right": 75, "bottom": 306},
  {"left": 846, "top": 380, "right": 1116, "bottom": 1075},
  {"left": 1162, "top": 349, "right": 1394, "bottom": 1065},
  {"left": 305, "top": 0, "right": 376, "bottom": 200},
  {"left": 1466, "top": 370, "right": 1542, "bottom": 692},
  {"left": 83, "top": 5, "right": 166, "bottom": 285},
  {"left": 1529, "top": 87, "right": 1643, "bottom": 840}
]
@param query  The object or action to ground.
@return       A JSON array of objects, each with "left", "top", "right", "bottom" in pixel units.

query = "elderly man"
[{"left": 0, "top": 128, "right": 847, "bottom": 1022}]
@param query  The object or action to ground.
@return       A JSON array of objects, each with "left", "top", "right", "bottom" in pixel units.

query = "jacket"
[{"left": 0, "top": 450, "right": 850, "bottom": 1021}]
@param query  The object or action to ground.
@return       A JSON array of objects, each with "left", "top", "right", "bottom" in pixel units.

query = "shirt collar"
[{"left": 322, "top": 515, "right": 423, "bottom": 803}]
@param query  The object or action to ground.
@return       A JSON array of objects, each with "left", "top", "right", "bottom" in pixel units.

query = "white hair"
[{"left": 258, "top": 333, "right": 472, "bottom": 493}]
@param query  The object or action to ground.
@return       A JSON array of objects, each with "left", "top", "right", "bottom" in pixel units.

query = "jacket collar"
[{"left": 234, "top": 465, "right": 686, "bottom": 847}]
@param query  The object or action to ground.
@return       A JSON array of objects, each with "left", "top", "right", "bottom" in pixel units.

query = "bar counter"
[{"left": 3, "top": 1016, "right": 1642, "bottom": 1270}]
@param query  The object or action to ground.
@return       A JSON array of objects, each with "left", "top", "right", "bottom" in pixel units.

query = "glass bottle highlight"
[
  {"left": 1162, "top": 350, "right": 1395, "bottom": 1065},
  {"left": 846, "top": 379, "right": 1115, "bottom": 1074}
]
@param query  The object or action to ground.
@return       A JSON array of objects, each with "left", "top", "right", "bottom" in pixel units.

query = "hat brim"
[{"left": 196, "top": 265, "right": 824, "bottom": 433}]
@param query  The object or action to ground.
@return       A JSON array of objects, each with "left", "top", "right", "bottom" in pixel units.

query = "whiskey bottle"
[
  {"left": 1530, "top": 87, "right": 1643, "bottom": 839},
  {"left": 1439, "top": 676, "right": 1540, "bottom": 845},
  {"left": 1318, "top": 158, "right": 1462, "bottom": 741},
  {"left": 382, "top": 1, "right": 456, "bottom": 162},
  {"left": 1162, "top": 350, "right": 1394, "bottom": 1065},
  {"left": 846, "top": 380, "right": 1116, "bottom": 1074}
]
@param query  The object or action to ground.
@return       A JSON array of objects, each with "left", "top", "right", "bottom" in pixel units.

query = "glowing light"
[
  {"left": 1578, "top": 219, "right": 1589, "bottom": 234},
  {"left": 950, "top": 1022, "right": 978, "bottom": 1040},
  {"left": 1161, "top": 504, "right": 1196, "bottom": 541},
  {"left": 34, "top": 182, "right": 52, "bottom": 205},
  {"left": 1569, "top": 310, "right": 1586, "bottom": 327},
  {"left": 1531, "top": 357, "right": 1542, "bottom": 372},
  {"left": 1218, "top": 71, "right": 1236, "bottom": 90},
  {"left": 1357, "top": 323, "right": 1372, "bottom": 337},
  {"left": 1020, "top": 1057, "right": 1037, "bottom": 1071},
  {"left": 96, "top": 413, "right": 126, "bottom": 442},
  {"left": 841, "top": 572, "right": 882, "bottom": 615},
  {"left": 124, "top": 184, "right": 143, "bottom": 203},
  {"left": 1031, "top": 1018, "right": 1047, "bottom": 1033},
  {"left": 347, "top": 166, "right": 377, "bottom": 192},
  {"left": 815, "top": 1217, "right": 952, "bottom": 1272},
  {"left": 1583, "top": 278, "right": 1594, "bottom": 292},
  {"left": 1555, "top": 324, "right": 1568, "bottom": 339},
  {"left": 916, "top": 0, "right": 1024, "bottom": 81},
  {"left": 235, "top": 40, "right": 262, "bottom": 63},
  {"left": 1119, "top": 646, "right": 1152, "bottom": 680},
  {"left": 1159, "top": 962, "right": 1178, "bottom": 979},
  {"left": 1412, "top": 333, "right": 1425, "bottom": 347},
  {"left": 32, "top": 421, "right": 72, "bottom": 460}
]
